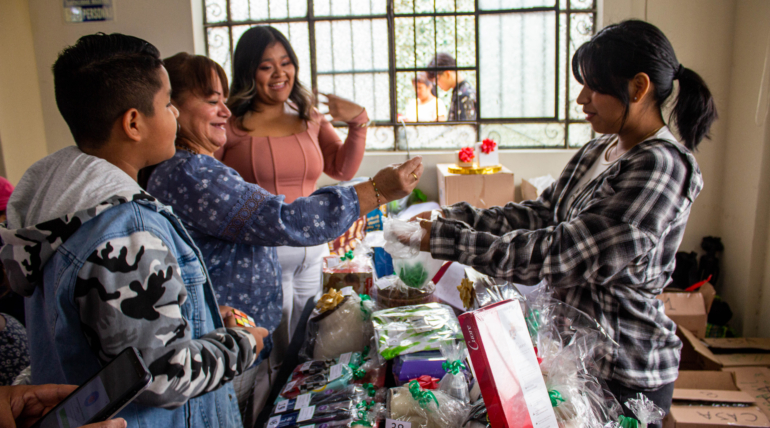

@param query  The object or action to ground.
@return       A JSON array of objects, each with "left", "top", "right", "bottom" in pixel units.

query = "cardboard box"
[
  {"left": 678, "top": 326, "right": 770, "bottom": 370},
  {"left": 437, "top": 163, "right": 514, "bottom": 208},
  {"left": 664, "top": 370, "right": 770, "bottom": 428},
  {"left": 521, "top": 178, "right": 539, "bottom": 202},
  {"left": 657, "top": 282, "right": 716, "bottom": 339},
  {"left": 459, "top": 300, "right": 558, "bottom": 428},
  {"left": 724, "top": 366, "right": 770, "bottom": 420}
]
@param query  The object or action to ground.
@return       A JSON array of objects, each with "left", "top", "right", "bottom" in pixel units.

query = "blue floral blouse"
[{"left": 147, "top": 151, "right": 360, "bottom": 333}]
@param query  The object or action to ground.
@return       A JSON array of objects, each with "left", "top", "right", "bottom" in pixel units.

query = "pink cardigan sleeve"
[{"left": 316, "top": 108, "right": 368, "bottom": 181}]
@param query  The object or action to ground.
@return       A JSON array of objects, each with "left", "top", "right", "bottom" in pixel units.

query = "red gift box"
[{"left": 459, "top": 300, "right": 558, "bottom": 428}]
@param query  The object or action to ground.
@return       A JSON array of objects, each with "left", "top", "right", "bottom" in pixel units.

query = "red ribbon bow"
[
  {"left": 409, "top": 375, "right": 440, "bottom": 390},
  {"left": 458, "top": 147, "right": 475, "bottom": 163},
  {"left": 481, "top": 138, "right": 497, "bottom": 154}
]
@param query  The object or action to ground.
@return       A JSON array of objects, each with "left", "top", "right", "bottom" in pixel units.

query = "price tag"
[
  {"left": 297, "top": 405, "right": 315, "bottom": 422},
  {"left": 385, "top": 418, "right": 412, "bottom": 428},
  {"left": 328, "top": 364, "right": 343, "bottom": 380},
  {"left": 283, "top": 380, "right": 297, "bottom": 391},
  {"left": 338, "top": 352, "right": 353, "bottom": 365},
  {"left": 295, "top": 393, "right": 312, "bottom": 409},
  {"left": 340, "top": 286, "right": 354, "bottom": 296},
  {"left": 275, "top": 400, "right": 289, "bottom": 413},
  {"left": 266, "top": 416, "right": 281, "bottom": 428}
]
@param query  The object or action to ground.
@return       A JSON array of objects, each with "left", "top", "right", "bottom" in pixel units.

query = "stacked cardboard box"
[
  {"left": 657, "top": 283, "right": 716, "bottom": 339},
  {"left": 664, "top": 370, "right": 770, "bottom": 427}
]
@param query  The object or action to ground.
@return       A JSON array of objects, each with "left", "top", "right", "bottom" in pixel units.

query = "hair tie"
[{"left": 675, "top": 64, "right": 685, "bottom": 80}]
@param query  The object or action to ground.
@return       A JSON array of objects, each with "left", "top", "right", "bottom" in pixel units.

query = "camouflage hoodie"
[{"left": 0, "top": 147, "right": 256, "bottom": 415}]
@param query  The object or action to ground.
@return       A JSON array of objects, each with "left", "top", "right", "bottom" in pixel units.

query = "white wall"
[
  {"left": 0, "top": 0, "right": 49, "bottom": 184},
  {"left": 716, "top": 0, "right": 770, "bottom": 336},
  {"left": 27, "top": 0, "right": 199, "bottom": 154}
]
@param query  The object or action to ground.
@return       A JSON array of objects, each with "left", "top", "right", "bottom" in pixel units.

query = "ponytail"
[
  {"left": 671, "top": 66, "right": 718, "bottom": 150},
  {"left": 573, "top": 20, "right": 717, "bottom": 151}
]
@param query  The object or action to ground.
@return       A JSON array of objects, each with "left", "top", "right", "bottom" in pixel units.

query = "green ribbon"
[
  {"left": 408, "top": 380, "right": 439, "bottom": 409},
  {"left": 442, "top": 360, "right": 466, "bottom": 375},
  {"left": 341, "top": 250, "right": 354, "bottom": 261},
  {"left": 349, "top": 363, "right": 366, "bottom": 380},
  {"left": 363, "top": 383, "right": 376, "bottom": 397},
  {"left": 618, "top": 415, "right": 639, "bottom": 428},
  {"left": 525, "top": 309, "right": 541, "bottom": 338},
  {"left": 352, "top": 400, "right": 375, "bottom": 427},
  {"left": 359, "top": 294, "right": 372, "bottom": 320},
  {"left": 357, "top": 400, "right": 374, "bottom": 412},
  {"left": 548, "top": 390, "right": 565, "bottom": 408}
]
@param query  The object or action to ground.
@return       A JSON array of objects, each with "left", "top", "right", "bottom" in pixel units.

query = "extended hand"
[
  {"left": 223, "top": 312, "right": 269, "bottom": 355},
  {"left": 320, "top": 93, "right": 365, "bottom": 123},
  {"left": 373, "top": 156, "right": 424, "bottom": 202},
  {"left": 0, "top": 384, "right": 127, "bottom": 428}
]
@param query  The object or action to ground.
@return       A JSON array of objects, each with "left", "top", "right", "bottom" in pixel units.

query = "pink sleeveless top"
[{"left": 218, "top": 108, "right": 368, "bottom": 203}]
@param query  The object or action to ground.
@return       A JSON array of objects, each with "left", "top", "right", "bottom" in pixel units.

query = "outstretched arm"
[{"left": 75, "top": 231, "right": 259, "bottom": 409}]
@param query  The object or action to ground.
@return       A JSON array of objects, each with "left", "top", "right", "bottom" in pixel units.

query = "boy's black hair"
[
  {"left": 572, "top": 20, "right": 717, "bottom": 150},
  {"left": 425, "top": 53, "right": 456, "bottom": 80},
  {"left": 53, "top": 33, "right": 164, "bottom": 149}
]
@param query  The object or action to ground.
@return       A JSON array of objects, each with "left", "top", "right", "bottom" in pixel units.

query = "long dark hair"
[
  {"left": 228, "top": 26, "right": 313, "bottom": 130},
  {"left": 572, "top": 20, "right": 717, "bottom": 150}
]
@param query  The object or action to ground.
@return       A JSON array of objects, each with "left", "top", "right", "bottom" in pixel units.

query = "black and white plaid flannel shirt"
[{"left": 430, "top": 131, "right": 702, "bottom": 390}]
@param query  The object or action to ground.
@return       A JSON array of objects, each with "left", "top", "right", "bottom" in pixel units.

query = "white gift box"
[{"left": 475, "top": 141, "right": 499, "bottom": 167}]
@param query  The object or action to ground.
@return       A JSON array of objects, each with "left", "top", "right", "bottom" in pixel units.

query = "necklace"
[
  {"left": 605, "top": 126, "right": 663, "bottom": 162},
  {"left": 175, "top": 144, "right": 198, "bottom": 155}
]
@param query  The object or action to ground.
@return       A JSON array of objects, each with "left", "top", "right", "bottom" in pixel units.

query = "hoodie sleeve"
[{"left": 73, "top": 230, "right": 257, "bottom": 409}]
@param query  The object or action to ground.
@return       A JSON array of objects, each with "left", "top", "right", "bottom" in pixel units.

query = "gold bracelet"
[{"left": 370, "top": 177, "right": 381, "bottom": 206}]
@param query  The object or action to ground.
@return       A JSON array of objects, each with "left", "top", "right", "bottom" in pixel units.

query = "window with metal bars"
[{"left": 204, "top": 0, "right": 596, "bottom": 150}]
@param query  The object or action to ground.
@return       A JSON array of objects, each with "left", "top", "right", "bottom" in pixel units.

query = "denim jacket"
[{"left": 0, "top": 192, "right": 258, "bottom": 428}]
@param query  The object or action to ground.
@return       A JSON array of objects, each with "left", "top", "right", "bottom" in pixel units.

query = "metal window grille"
[{"left": 204, "top": 0, "right": 596, "bottom": 150}]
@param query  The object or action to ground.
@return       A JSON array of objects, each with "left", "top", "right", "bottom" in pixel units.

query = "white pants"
[{"left": 275, "top": 244, "right": 328, "bottom": 344}]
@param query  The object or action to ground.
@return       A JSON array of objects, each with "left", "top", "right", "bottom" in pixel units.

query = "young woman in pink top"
[{"left": 218, "top": 25, "right": 368, "bottom": 373}]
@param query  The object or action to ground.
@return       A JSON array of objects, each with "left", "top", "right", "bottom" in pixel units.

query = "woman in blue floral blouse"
[{"left": 144, "top": 52, "right": 423, "bottom": 424}]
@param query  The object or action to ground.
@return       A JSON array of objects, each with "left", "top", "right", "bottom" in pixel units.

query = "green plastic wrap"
[{"left": 372, "top": 303, "right": 462, "bottom": 360}]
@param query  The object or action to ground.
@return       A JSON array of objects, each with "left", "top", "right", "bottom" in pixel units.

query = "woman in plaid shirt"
[{"left": 414, "top": 20, "right": 717, "bottom": 425}]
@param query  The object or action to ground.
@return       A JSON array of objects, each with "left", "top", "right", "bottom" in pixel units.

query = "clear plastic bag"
[
  {"left": 387, "top": 380, "right": 470, "bottom": 428},
  {"left": 383, "top": 217, "right": 424, "bottom": 259},
  {"left": 438, "top": 341, "right": 470, "bottom": 404},
  {"left": 464, "top": 268, "right": 527, "bottom": 310},
  {"left": 371, "top": 274, "right": 436, "bottom": 309},
  {"left": 328, "top": 240, "right": 373, "bottom": 274},
  {"left": 324, "top": 240, "right": 374, "bottom": 295},
  {"left": 372, "top": 303, "right": 462, "bottom": 360},
  {"left": 524, "top": 284, "right": 623, "bottom": 428},
  {"left": 302, "top": 293, "right": 375, "bottom": 360},
  {"left": 625, "top": 393, "right": 665, "bottom": 428}
]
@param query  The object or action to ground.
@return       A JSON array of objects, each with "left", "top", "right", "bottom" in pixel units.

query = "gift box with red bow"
[{"left": 475, "top": 138, "right": 500, "bottom": 168}]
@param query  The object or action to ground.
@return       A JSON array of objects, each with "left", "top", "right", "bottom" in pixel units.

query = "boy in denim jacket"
[{"left": 0, "top": 33, "right": 268, "bottom": 427}]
